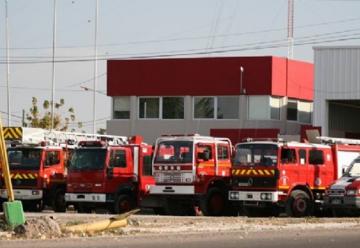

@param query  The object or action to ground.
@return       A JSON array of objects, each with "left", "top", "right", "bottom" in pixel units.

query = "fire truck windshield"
[
  {"left": 154, "top": 141, "right": 193, "bottom": 164},
  {"left": 345, "top": 158, "right": 360, "bottom": 177},
  {"left": 8, "top": 148, "right": 42, "bottom": 170},
  {"left": 68, "top": 149, "right": 107, "bottom": 171},
  {"left": 234, "top": 144, "right": 278, "bottom": 166}
]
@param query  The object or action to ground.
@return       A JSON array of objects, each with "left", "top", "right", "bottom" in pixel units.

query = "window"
[
  {"left": 299, "top": 101, "right": 312, "bottom": 123},
  {"left": 248, "top": 96, "right": 281, "bottom": 120},
  {"left": 281, "top": 148, "right": 297, "bottom": 164},
  {"left": 113, "top": 97, "right": 130, "bottom": 119},
  {"left": 45, "top": 151, "right": 60, "bottom": 166},
  {"left": 287, "top": 100, "right": 298, "bottom": 121},
  {"left": 217, "top": 145, "right": 229, "bottom": 160},
  {"left": 139, "top": 97, "right": 159, "bottom": 119},
  {"left": 162, "top": 97, "right": 184, "bottom": 119},
  {"left": 299, "top": 149, "right": 307, "bottom": 165},
  {"left": 217, "top": 97, "right": 239, "bottom": 119},
  {"left": 194, "top": 97, "right": 214, "bottom": 119},
  {"left": 110, "top": 150, "right": 127, "bottom": 168},
  {"left": 197, "top": 144, "right": 213, "bottom": 161},
  {"left": 142, "top": 155, "right": 152, "bottom": 176},
  {"left": 309, "top": 150, "right": 324, "bottom": 165},
  {"left": 270, "top": 97, "right": 281, "bottom": 120}
]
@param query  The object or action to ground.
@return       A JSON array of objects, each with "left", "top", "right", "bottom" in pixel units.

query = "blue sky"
[{"left": 0, "top": 0, "right": 360, "bottom": 132}]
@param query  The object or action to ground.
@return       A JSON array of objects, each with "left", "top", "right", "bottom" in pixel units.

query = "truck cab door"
[
  {"left": 196, "top": 143, "right": 215, "bottom": 178},
  {"left": 216, "top": 144, "right": 232, "bottom": 177},
  {"left": 138, "top": 145, "right": 155, "bottom": 200},
  {"left": 43, "top": 149, "right": 65, "bottom": 185},
  {"left": 107, "top": 148, "right": 133, "bottom": 190}
]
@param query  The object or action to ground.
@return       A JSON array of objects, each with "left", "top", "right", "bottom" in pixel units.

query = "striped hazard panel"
[
  {"left": 10, "top": 173, "right": 38, "bottom": 180},
  {"left": 232, "top": 169, "right": 275, "bottom": 176},
  {"left": 3, "top": 127, "right": 22, "bottom": 141}
]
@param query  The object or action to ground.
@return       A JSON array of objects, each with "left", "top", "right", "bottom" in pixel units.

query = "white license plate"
[{"left": 331, "top": 199, "right": 341, "bottom": 205}]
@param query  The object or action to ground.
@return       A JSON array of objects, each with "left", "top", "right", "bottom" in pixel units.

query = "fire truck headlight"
[
  {"left": 32, "top": 190, "right": 40, "bottom": 196},
  {"left": 346, "top": 189, "right": 357, "bottom": 196},
  {"left": 260, "top": 193, "right": 272, "bottom": 201},
  {"left": 229, "top": 192, "right": 239, "bottom": 200}
]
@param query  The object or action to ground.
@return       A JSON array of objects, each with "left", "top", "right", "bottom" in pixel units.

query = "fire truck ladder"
[
  {"left": 2, "top": 127, "right": 128, "bottom": 146},
  {"left": 317, "top": 136, "right": 360, "bottom": 145}
]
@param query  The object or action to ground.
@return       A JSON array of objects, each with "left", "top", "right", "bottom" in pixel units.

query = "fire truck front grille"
[
  {"left": 154, "top": 172, "right": 193, "bottom": 184},
  {"left": 232, "top": 176, "right": 277, "bottom": 188},
  {"left": 11, "top": 178, "right": 37, "bottom": 187}
]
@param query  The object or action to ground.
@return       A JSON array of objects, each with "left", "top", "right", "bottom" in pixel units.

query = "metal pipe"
[
  {"left": 51, "top": 0, "right": 57, "bottom": 130},
  {"left": 92, "top": 0, "right": 99, "bottom": 134},
  {"left": 5, "top": 0, "right": 11, "bottom": 126}
]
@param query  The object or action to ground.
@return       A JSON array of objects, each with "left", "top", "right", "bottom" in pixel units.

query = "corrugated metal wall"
[{"left": 313, "top": 46, "right": 360, "bottom": 136}]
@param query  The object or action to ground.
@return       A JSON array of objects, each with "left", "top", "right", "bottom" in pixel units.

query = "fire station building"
[
  {"left": 106, "top": 56, "right": 313, "bottom": 143},
  {"left": 313, "top": 46, "right": 360, "bottom": 138}
]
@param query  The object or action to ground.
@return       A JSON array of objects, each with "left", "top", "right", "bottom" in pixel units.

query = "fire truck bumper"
[
  {"left": 150, "top": 185, "right": 195, "bottom": 195},
  {"left": 0, "top": 189, "right": 43, "bottom": 200},
  {"left": 325, "top": 196, "right": 360, "bottom": 209},
  {"left": 228, "top": 190, "right": 284, "bottom": 203},
  {"left": 65, "top": 193, "right": 107, "bottom": 203}
]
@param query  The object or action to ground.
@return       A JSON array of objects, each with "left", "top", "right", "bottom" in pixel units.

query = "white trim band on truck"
[
  {"left": 229, "top": 190, "right": 284, "bottom": 202},
  {"left": 150, "top": 185, "right": 195, "bottom": 195},
  {"left": 0, "top": 189, "right": 43, "bottom": 200},
  {"left": 65, "top": 193, "right": 106, "bottom": 203}
]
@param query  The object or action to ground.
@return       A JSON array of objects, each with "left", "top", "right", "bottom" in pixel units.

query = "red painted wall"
[
  {"left": 210, "top": 128, "right": 280, "bottom": 145},
  {"left": 107, "top": 56, "right": 313, "bottom": 100}
]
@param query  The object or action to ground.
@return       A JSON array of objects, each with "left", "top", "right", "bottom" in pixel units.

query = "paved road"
[{"left": 1, "top": 227, "right": 359, "bottom": 248}]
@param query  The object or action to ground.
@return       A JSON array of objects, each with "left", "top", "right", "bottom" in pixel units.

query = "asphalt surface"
[{"left": 1, "top": 227, "right": 359, "bottom": 248}]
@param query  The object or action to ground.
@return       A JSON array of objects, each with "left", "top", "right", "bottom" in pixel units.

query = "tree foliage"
[{"left": 25, "top": 97, "right": 82, "bottom": 132}]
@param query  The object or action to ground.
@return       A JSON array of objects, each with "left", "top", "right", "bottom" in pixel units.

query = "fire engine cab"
[
  {"left": 0, "top": 127, "right": 85, "bottom": 211},
  {"left": 228, "top": 137, "right": 360, "bottom": 217},
  {"left": 143, "top": 134, "right": 233, "bottom": 216},
  {"left": 65, "top": 136, "right": 154, "bottom": 214}
]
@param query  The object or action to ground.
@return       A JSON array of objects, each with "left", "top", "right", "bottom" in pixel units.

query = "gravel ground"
[{"left": 1, "top": 213, "right": 360, "bottom": 240}]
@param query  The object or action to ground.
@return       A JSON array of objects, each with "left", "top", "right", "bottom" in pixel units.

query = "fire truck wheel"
[
  {"left": 286, "top": 190, "right": 313, "bottom": 217},
  {"left": 200, "top": 187, "right": 226, "bottom": 216},
  {"left": 53, "top": 189, "right": 66, "bottom": 212},
  {"left": 114, "top": 195, "right": 134, "bottom": 214}
]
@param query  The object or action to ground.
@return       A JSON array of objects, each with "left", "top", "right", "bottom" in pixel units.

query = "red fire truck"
[
  {"left": 0, "top": 127, "right": 78, "bottom": 212},
  {"left": 65, "top": 136, "right": 154, "bottom": 214},
  {"left": 228, "top": 137, "right": 360, "bottom": 217},
  {"left": 142, "top": 134, "right": 233, "bottom": 216}
]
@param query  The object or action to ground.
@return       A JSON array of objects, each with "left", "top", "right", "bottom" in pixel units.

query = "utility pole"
[
  {"left": 92, "top": 0, "right": 99, "bottom": 134},
  {"left": 5, "top": 0, "right": 11, "bottom": 126},
  {"left": 287, "top": 0, "right": 294, "bottom": 59},
  {"left": 51, "top": 0, "right": 57, "bottom": 130}
]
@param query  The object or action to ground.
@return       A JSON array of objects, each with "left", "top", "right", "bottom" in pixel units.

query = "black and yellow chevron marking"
[
  {"left": 3, "top": 127, "right": 23, "bottom": 141},
  {"left": 9, "top": 173, "right": 38, "bottom": 180},
  {"left": 232, "top": 169, "right": 275, "bottom": 177}
]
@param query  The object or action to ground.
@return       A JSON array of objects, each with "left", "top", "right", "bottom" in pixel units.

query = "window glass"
[
  {"left": 110, "top": 150, "right": 127, "bottom": 168},
  {"left": 299, "top": 101, "right": 312, "bottom": 123},
  {"left": 142, "top": 155, "right": 153, "bottom": 176},
  {"left": 162, "top": 97, "right": 184, "bottom": 119},
  {"left": 217, "top": 96, "right": 238, "bottom": 119},
  {"left": 234, "top": 144, "right": 277, "bottom": 166},
  {"left": 139, "top": 98, "right": 159, "bottom": 118},
  {"left": 154, "top": 141, "right": 193, "bottom": 164},
  {"left": 270, "top": 97, "right": 281, "bottom": 120},
  {"left": 113, "top": 97, "right": 130, "bottom": 119},
  {"left": 45, "top": 151, "right": 60, "bottom": 166},
  {"left": 217, "top": 145, "right": 229, "bottom": 160},
  {"left": 69, "top": 149, "right": 107, "bottom": 170},
  {"left": 299, "top": 149, "right": 306, "bottom": 165},
  {"left": 194, "top": 97, "right": 214, "bottom": 119},
  {"left": 309, "top": 150, "right": 324, "bottom": 165},
  {"left": 197, "top": 144, "right": 213, "bottom": 161},
  {"left": 8, "top": 148, "right": 42, "bottom": 170},
  {"left": 281, "top": 148, "right": 297, "bottom": 164},
  {"left": 248, "top": 96, "right": 270, "bottom": 120},
  {"left": 287, "top": 100, "right": 298, "bottom": 121}
]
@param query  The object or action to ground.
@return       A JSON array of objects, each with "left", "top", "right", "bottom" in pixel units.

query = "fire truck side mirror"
[{"left": 106, "top": 167, "right": 114, "bottom": 179}]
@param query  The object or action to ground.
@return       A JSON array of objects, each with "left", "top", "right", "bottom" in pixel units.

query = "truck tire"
[
  {"left": 114, "top": 195, "right": 134, "bottom": 214},
  {"left": 200, "top": 187, "right": 226, "bottom": 216},
  {"left": 286, "top": 190, "right": 313, "bottom": 217},
  {"left": 53, "top": 189, "right": 66, "bottom": 213}
]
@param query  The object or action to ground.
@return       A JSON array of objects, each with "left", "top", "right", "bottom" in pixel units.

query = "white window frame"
[
  {"left": 286, "top": 99, "right": 313, "bottom": 123},
  {"left": 248, "top": 96, "right": 282, "bottom": 121},
  {"left": 138, "top": 96, "right": 185, "bottom": 120},
  {"left": 113, "top": 96, "right": 131, "bottom": 119},
  {"left": 193, "top": 96, "right": 240, "bottom": 120},
  {"left": 138, "top": 96, "right": 161, "bottom": 120}
]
